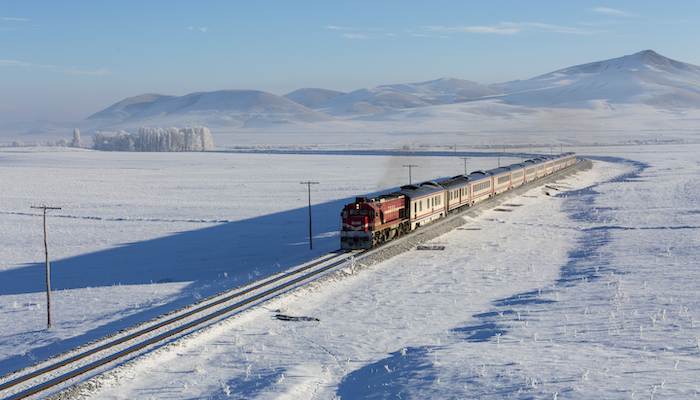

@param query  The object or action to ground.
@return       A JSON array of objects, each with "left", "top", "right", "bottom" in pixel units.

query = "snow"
[
  {"left": 3, "top": 49, "right": 700, "bottom": 399},
  {"left": 2, "top": 141, "right": 700, "bottom": 399}
]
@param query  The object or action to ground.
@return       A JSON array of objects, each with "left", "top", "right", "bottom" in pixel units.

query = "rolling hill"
[{"left": 4, "top": 50, "right": 700, "bottom": 145}]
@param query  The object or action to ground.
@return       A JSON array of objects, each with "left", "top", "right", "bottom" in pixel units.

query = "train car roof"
[
  {"left": 467, "top": 170, "right": 493, "bottom": 180},
  {"left": 439, "top": 175, "right": 469, "bottom": 190},
  {"left": 420, "top": 181, "right": 442, "bottom": 188},
  {"left": 504, "top": 164, "right": 525, "bottom": 171},
  {"left": 396, "top": 182, "right": 445, "bottom": 199},
  {"left": 486, "top": 166, "right": 511, "bottom": 175}
]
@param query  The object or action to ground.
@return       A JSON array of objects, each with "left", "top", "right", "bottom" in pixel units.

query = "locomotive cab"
[{"left": 340, "top": 194, "right": 408, "bottom": 250}]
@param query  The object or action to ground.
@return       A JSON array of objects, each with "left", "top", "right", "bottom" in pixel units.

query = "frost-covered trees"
[
  {"left": 92, "top": 126, "right": 213, "bottom": 151},
  {"left": 70, "top": 128, "right": 85, "bottom": 148}
]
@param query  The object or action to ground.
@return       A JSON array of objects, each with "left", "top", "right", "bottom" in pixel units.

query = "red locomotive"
[
  {"left": 340, "top": 193, "right": 409, "bottom": 249},
  {"left": 340, "top": 152, "right": 577, "bottom": 250}
]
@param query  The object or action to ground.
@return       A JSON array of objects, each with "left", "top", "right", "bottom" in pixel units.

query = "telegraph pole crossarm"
[
  {"left": 300, "top": 182, "right": 319, "bottom": 250},
  {"left": 31, "top": 204, "right": 61, "bottom": 329}
]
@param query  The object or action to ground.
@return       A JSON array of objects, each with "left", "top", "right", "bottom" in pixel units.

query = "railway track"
[
  {"left": 0, "top": 157, "right": 591, "bottom": 399},
  {"left": 0, "top": 250, "right": 369, "bottom": 400}
]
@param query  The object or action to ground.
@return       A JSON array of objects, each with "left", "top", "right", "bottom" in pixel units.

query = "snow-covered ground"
[
  {"left": 0, "top": 147, "right": 515, "bottom": 376},
  {"left": 2, "top": 143, "right": 700, "bottom": 399}
]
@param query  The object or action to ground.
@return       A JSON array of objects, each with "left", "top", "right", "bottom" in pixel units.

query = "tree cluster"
[{"left": 92, "top": 126, "right": 213, "bottom": 151}]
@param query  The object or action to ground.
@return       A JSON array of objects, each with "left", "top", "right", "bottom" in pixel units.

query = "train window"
[
  {"left": 414, "top": 203, "right": 417, "bottom": 216},
  {"left": 419, "top": 201, "right": 422, "bottom": 212}
]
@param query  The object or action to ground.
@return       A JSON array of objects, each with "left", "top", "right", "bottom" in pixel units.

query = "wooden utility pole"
[
  {"left": 300, "top": 182, "right": 319, "bottom": 250},
  {"left": 459, "top": 157, "right": 471, "bottom": 175},
  {"left": 402, "top": 164, "right": 418, "bottom": 185},
  {"left": 31, "top": 205, "right": 61, "bottom": 329}
]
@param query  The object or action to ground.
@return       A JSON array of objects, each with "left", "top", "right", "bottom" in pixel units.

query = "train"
[{"left": 340, "top": 152, "right": 577, "bottom": 250}]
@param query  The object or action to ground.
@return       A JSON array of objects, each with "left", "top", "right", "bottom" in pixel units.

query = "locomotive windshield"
[{"left": 349, "top": 209, "right": 369, "bottom": 216}]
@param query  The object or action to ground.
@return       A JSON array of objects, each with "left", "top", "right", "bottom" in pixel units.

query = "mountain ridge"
[{"left": 4, "top": 49, "right": 700, "bottom": 141}]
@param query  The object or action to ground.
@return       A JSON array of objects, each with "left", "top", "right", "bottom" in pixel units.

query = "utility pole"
[
  {"left": 459, "top": 157, "right": 470, "bottom": 175},
  {"left": 300, "top": 182, "right": 319, "bottom": 250},
  {"left": 31, "top": 204, "right": 61, "bottom": 329},
  {"left": 402, "top": 164, "right": 418, "bottom": 185}
]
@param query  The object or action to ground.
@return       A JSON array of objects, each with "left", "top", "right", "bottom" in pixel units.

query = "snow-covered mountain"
[
  {"left": 304, "top": 77, "right": 502, "bottom": 116},
  {"left": 282, "top": 88, "right": 345, "bottom": 107},
  {"left": 87, "top": 90, "right": 336, "bottom": 129},
  {"left": 90, "top": 50, "right": 700, "bottom": 128},
  {"left": 4, "top": 50, "right": 700, "bottom": 144},
  {"left": 496, "top": 50, "right": 700, "bottom": 108}
]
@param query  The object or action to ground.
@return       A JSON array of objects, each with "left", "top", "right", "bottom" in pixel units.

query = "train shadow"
[
  {"left": 0, "top": 199, "right": 355, "bottom": 297},
  {"left": 0, "top": 193, "right": 377, "bottom": 376}
]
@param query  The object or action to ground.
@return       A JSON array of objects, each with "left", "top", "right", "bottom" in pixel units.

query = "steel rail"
[{"left": 1, "top": 250, "right": 363, "bottom": 399}]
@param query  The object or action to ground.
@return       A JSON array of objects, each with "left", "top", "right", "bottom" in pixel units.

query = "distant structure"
[{"left": 92, "top": 126, "right": 214, "bottom": 151}]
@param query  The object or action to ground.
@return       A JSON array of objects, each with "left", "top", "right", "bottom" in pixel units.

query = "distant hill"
[
  {"left": 282, "top": 88, "right": 345, "bottom": 107},
  {"left": 5, "top": 49, "right": 700, "bottom": 144},
  {"left": 87, "top": 93, "right": 178, "bottom": 120},
  {"left": 84, "top": 51, "right": 700, "bottom": 129},
  {"left": 87, "top": 90, "right": 336, "bottom": 128},
  {"left": 496, "top": 50, "right": 700, "bottom": 109},
  {"left": 305, "top": 77, "right": 502, "bottom": 116}
]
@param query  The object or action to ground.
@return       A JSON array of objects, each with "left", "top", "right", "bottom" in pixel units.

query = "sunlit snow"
[{"left": 2, "top": 143, "right": 700, "bottom": 399}]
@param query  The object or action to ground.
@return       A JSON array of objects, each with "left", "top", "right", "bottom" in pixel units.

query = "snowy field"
[{"left": 2, "top": 143, "right": 700, "bottom": 399}]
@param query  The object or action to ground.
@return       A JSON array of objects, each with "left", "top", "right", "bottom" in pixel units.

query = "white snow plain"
[{"left": 2, "top": 143, "right": 700, "bottom": 399}]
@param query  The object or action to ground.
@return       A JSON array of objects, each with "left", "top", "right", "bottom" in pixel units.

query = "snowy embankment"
[{"left": 67, "top": 144, "right": 700, "bottom": 399}]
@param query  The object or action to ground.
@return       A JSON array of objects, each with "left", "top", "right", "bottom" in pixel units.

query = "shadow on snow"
[
  {"left": 335, "top": 156, "right": 652, "bottom": 399},
  {"left": 0, "top": 192, "right": 380, "bottom": 376}
]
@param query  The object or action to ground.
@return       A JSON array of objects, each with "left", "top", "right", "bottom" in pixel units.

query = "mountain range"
[{"left": 5, "top": 50, "right": 700, "bottom": 143}]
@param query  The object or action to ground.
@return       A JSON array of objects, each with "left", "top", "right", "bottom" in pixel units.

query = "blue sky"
[{"left": 2, "top": 1, "right": 699, "bottom": 125}]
